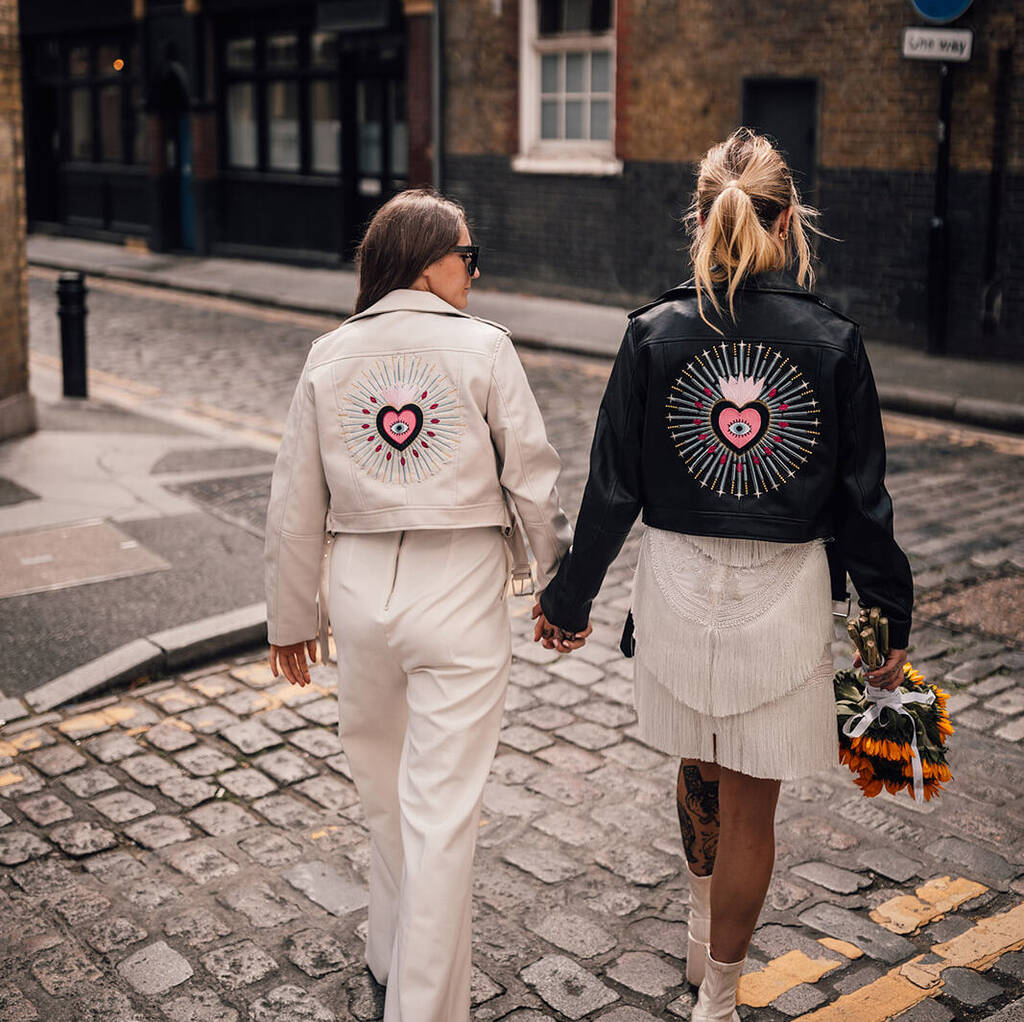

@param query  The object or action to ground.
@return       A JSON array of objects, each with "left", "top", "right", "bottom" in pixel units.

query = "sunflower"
[{"left": 834, "top": 661, "right": 954, "bottom": 802}]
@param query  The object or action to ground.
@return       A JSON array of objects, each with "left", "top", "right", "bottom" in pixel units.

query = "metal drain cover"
[{"left": 0, "top": 521, "right": 171, "bottom": 599}]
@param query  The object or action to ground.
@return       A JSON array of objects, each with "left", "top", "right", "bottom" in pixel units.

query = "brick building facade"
[
  {"left": 17, "top": 0, "right": 1022, "bottom": 360},
  {"left": 0, "top": 0, "right": 34, "bottom": 440},
  {"left": 443, "top": 0, "right": 1023, "bottom": 361}
]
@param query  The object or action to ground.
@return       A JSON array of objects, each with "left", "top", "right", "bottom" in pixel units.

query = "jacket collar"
[
  {"left": 632, "top": 268, "right": 812, "bottom": 317},
  {"left": 681, "top": 268, "right": 808, "bottom": 296},
  {"left": 344, "top": 288, "right": 472, "bottom": 325}
]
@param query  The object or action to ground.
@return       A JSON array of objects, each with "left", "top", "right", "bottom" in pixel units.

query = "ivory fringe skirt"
[{"left": 631, "top": 528, "right": 838, "bottom": 780}]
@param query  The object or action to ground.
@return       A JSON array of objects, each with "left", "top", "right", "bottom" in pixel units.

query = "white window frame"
[{"left": 513, "top": 0, "right": 622, "bottom": 176}]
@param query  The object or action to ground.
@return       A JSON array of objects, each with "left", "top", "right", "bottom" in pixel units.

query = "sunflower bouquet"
[{"left": 834, "top": 609, "right": 954, "bottom": 801}]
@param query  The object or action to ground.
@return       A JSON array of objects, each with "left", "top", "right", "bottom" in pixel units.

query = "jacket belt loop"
[{"left": 318, "top": 534, "right": 334, "bottom": 664}]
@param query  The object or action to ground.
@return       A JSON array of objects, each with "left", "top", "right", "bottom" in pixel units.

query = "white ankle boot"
[
  {"left": 685, "top": 865, "right": 712, "bottom": 986},
  {"left": 691, "top": 948, "right": 744, "bottom": 1022}
]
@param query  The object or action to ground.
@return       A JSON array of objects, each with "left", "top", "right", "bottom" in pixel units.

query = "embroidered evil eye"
[
  {"left": 727, "top": 420, "right": 752, "bottom": 437},
  {"left": 389, "top": 421, "right": 410, "bottom": 435}
]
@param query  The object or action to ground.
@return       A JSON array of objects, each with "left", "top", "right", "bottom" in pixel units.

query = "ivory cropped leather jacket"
[
  {"left": 539, "top": 271, "right": 914, "bottom": 649},
  {"left": 265, "top": 289, "right": 572, "bottom": 647}
]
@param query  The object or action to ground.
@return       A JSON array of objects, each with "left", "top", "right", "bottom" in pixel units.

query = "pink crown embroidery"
[{"left": 717, "top": 374, "right": 765, "bottom": 406}]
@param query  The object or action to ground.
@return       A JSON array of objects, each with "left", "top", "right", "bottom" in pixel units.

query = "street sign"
[
  {"left": 902, "top": 27, "right": 973, "bottom": 62},
  {"left": 910, "top": 0, "right": 974, "bottom": 24}
]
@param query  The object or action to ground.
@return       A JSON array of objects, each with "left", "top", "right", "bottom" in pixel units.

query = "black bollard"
[{"left": 57, "top": 271, "right": 88, "bottom": 398}]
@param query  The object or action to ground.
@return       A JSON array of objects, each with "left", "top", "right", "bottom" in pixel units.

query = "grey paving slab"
[
  {"left": 116, "top": 939, "right": 194, "bottom": 995},
  {"left": 519, "top": 954, "right": 619, "bottom": 1018},
  {"left": 282, "top": 860, "right": 369, "bottom": 916}
]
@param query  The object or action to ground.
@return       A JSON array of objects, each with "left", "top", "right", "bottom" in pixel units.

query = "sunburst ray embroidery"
[
  {"left": 340, "top": 355, "right": 463, "bottom": 484},
  {"left": 666, "top": 341, "right": 820, "bottom": 499}
]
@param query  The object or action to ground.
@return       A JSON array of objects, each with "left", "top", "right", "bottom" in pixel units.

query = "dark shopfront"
[{"left": 20, "top": 0, "right": 421, "bottom": 263}]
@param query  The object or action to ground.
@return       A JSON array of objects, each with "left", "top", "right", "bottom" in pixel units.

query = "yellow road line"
[
  {"left": 871, "top": 875, "right": 987, "bottom": 934},
  {"left": 0, "top": 730, "right": 51, "bottom": 758},
  {"left": 57, "top": 705, "right": 140, "bottom": 736},
  {"left": 739, "top": 949, "right": 842, "bottom": 1007},
  {"left": 818, "top": 938, "right": 864, "bottom": 960},
  {"left": 31, "top": 351, "right": 160, "bottom": 397},
  {"left": 29, "top": 352, "right": 284, "bottom": 448},
  {"left": 794, "top": 900, "right": 1024, "bottom": 1021}
]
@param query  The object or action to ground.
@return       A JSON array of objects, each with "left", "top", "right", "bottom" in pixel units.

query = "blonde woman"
[
  {"left": 535, "top": 129, "right": 913, "bottom": 1020},
  {"left": 265, "top": 189, "right": 572, "bottom": 1022}
]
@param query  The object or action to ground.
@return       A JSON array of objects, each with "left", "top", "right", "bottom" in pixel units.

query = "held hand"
[
  {"left": 856, "top": 647, "right": 907, "bottom": 692},
  {"left": 531, "top": 603, "right": 592, "bottom": 654},
  {"left": 269, "top": 639, "right": 319, "bottom": 687}
]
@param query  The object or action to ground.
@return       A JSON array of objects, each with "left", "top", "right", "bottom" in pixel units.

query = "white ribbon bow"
[{"left": 842, "top": 683, "right": 935, "bottom": 801}]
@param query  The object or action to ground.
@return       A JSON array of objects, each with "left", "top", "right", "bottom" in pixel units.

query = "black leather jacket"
[{"left": 540, "top": 271, "right": 914, "bottom": 649}]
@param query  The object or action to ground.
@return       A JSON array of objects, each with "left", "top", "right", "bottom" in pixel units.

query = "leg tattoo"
[{"left": 677, "top": 762, "right": 720, "bottom": 875}]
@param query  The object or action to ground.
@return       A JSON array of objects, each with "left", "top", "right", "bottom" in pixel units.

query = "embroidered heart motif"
[
  {"left": 377, "top": 404, "right": 423, "bottom": 451},
  {"left": 711, "top": 400, "right": 769, "bottom": 452}
]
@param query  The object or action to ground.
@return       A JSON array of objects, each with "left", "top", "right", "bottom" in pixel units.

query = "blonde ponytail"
[{"left": 686, "top": 128, "right": 822, "bottom": 330}]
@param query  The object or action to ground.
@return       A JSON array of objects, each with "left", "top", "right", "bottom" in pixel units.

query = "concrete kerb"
[
  {"left": 28, "top": 256, "right": 1024, "bottom": 435},
  {"left": 22, "top": 601, "right": 268, "bottom": 714}
]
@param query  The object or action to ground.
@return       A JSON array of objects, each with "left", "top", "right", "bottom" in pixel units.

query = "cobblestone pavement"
[{"left": 6, "top": 274, "right": 1024, "bottom": 1021}]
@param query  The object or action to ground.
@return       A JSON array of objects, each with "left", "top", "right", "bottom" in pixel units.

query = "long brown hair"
[
  {"left": 354, "top": 189, "right": 467, "bottom": 314},
  {"left": 686, "top": 128, "right": 821, "bottom": 329}
]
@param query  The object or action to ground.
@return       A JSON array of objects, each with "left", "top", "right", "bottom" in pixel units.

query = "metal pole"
[
  {"left": 926, "top": 62, "right": 953, "bottom": 355},
  {"left": 57, "top": 271, "right": 88, "bottom": 398},
  {"left": 431, "top": 0, "right": 443, "bottom": 191}
]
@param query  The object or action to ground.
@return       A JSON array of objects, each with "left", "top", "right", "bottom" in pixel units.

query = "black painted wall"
[{"left": 445, "top": 154, "right": 1022, "bottom": 362}]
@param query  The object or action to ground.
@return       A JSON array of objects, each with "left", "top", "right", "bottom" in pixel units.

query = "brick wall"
[
  {"left": 441, "top": 0, "right": 1024, "bottom": 360},
  {"left": 444, "top": 0, "right": 519, "bottom": 156},
  {"left": 0, "top": 0, "right": 34, "bottom": 438}
]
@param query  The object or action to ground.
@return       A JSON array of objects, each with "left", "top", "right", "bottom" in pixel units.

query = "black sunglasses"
[{"left": 452, "top": 245, "right": 479, "bottom": 276}]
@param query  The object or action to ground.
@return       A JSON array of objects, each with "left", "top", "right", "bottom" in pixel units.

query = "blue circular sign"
[{"left": 911, "top": 0, "right": 974, "bottom": 23}]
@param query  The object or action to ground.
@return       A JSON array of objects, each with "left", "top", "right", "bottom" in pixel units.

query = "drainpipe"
[{"left": 431, "top": 0, "right": 443, "bottom": 191}]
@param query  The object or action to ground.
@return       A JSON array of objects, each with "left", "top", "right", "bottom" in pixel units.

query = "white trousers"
[{"left": 329, "top": 527, "right": 511, "bottom": 1022}]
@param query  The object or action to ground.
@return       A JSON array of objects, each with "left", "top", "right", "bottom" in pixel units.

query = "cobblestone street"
[{"left": 2, "top": 276, "right": 1023, "bottom": 1020}]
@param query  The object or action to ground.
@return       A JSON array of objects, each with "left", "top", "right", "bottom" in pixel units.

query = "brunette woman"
[
  {"left": 265, "top": 189, "right": 571, "bottom": 1022},
  {"left": 535, "top": 129, "right": 913, "bottom": 1021}
]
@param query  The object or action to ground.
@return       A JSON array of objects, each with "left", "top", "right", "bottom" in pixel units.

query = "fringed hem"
[
  {"left": 633, "top": 651, "right": 838, "bottom": 781},
  {"left": 633, "top": 530, "right": 834, "bottom": 717}
]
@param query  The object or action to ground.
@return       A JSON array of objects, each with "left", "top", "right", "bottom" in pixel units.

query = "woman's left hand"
[
  {"left": 531, "top": 603, "right": 592, "bottom": 653},
  {"left": 856, "top": 647, "right": 908, "bottom": 692},
  {"left": 269, "top": 639, "right": 319, "bottom": 687}
]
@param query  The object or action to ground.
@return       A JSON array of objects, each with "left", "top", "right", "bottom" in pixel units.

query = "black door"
[
  {"left": 339, "top": 37, "right": 407, "bottom": 257},
  {"left": 742, "top": 79, "right": 818, "bottom": 196},
  {"left": 24, "top": 40, "right": 62, "bottom": 224}
]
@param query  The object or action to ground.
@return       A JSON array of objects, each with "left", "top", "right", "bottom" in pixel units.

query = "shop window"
[
  {"left": 97, "top": 44, "right": 124, "bottom": 76},
  {"left": 311, "top": 79, "right": 340, "bottom": 173},
  {"left": 69, "top": 86, "right": 92, "bottom": 160},
  {"left": 389, "top": 79, "right": 408, "bottom": 181},
  {"left": 68, "top": 46, "right": 89, "bottom": 77},
  {"left": 56, "top": 37, "right": 139, "bottom": 166},
  {"left": 131, "top": 84, "right": 148, "bottom": 165},
  {"left": 266, "top": 33, "right": 298, "bottom": 70},
  {"left": 99, "top": 84, "right": 123, "bottom": 162},
  {"left": 268, "top": 80, "right": 301, "bottom": 171},
  {"left": 219, "top": 25, "right": 404, "bottom": 183},
  {"left": 227, "top": 82, "right": 258, "bottom": 168},
  {"left": 311, "top": 31, "right": 338, "bottom": 68},
  {"left": 357, "top": 79, "right": 383, "bottom": 192},
  {"left": 226, "top": 37, "right": 255, "bottom": 70},
  {"left": 515, "top": 0, "right": 620, "bottom": 175}
]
